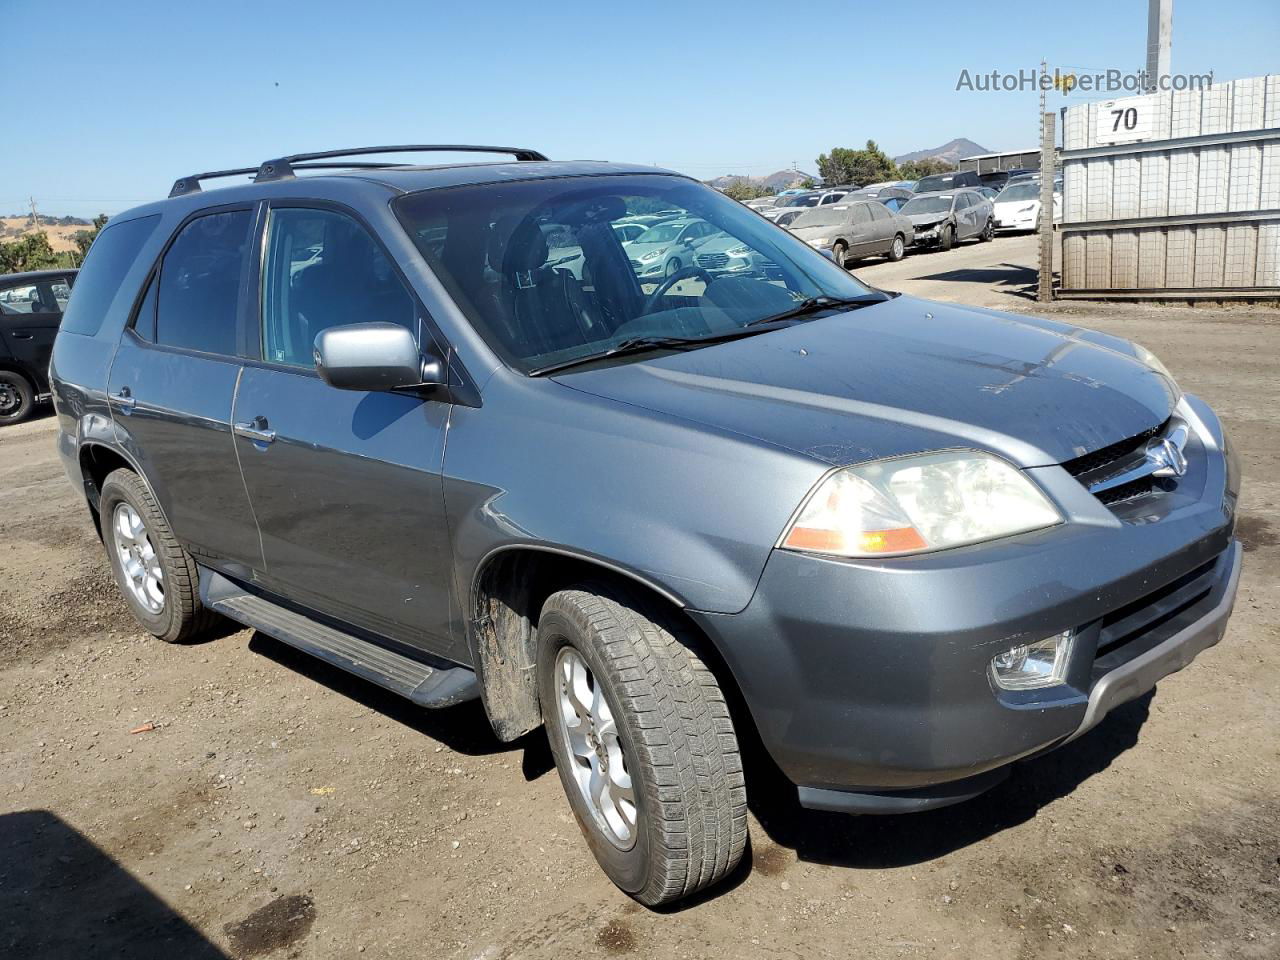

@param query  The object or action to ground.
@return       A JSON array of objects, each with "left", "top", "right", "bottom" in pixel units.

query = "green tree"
[
  {"left": 720, "top": 179, "right": 774, "bottom": 201},
  {"left": 816, "top": 140, "right": 899, "bottom": 187},
  {"left": 898, "top": 157, "right": 956, "bottom": 181},
  {"left": 0, "top": 232, "right": 60, "bottom": 274},
  {"left": 72, "top": 213, "right": 110, "bottom": 261}
]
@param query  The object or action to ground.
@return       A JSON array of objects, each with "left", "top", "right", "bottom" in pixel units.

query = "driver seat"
[{"left": 496, "top": 220, "right": 601, "bottom": 357}]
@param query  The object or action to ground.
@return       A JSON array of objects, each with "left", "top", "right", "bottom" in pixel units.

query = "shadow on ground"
[
  {"left": 246, "top": 632, "right": 554, "bottom": 777},
  {"left": 745, "top": 691, "right": 1153, "bottom": 870},
  {"left": 915, "top": 262, "right": 1040, "bottom": 298},
  {"left": 0, "top": 810, "right": 229, "bottom": 959}
]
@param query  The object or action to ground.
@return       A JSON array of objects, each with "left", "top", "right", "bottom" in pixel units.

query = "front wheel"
[
  {"left": 538, "top": 586, "right": 747, "bottom": 906},
  {"left": 830, "top": 241, "right": 848, "bottom": 268},
  {"left": 939, "top": 224, "right": 955, "bottom": 251},
  {"left": 665, "top": 257, "right": 682, "bottom": 278},
  {"left": 887, "top": 234, "right": 906, "bottom": 261},
  {"left": 0, "top": 370, "right": 35, "bottom": 426},
  {"left": 980, "top": 218, "right": 994, "bottom": 242}
]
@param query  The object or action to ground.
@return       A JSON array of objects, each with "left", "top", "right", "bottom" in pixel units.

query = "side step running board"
[{"left": 200, "top": 570, "right": 480, "bottom": 709}]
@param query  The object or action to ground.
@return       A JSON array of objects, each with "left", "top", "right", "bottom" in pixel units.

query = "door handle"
[
  {"left": 12, "top": 332, "right": 33, "bottom": 340},
  {"left": 109, "top": 387, "right": 136, "bottom": 412},
  {"left": 234, "top": 416, "right": 276, "bottom": 444}
]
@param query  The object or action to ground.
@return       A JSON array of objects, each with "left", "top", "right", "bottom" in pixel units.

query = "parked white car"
[
  {"left": 623, "top": 217, "right": 721, "bottom": 278},
  {"left": 993, "top": 181, "right": 1062, "bottom": 232}
]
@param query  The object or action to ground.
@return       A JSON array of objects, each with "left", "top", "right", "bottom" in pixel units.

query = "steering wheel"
[{"left": 640, "top": 266, "right": 715, "bottom": 315}]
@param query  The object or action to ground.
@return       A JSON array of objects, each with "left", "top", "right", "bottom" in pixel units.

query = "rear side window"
[
  {"left": 156, "top": 210, "right": 252, "bottom": 355},
  {"left": 59, "top": 215, "right": 160, "bottom": 336}
]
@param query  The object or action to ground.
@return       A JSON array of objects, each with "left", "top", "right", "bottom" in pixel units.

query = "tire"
[
  {"left": 887, "top": 234, "right": 906, "bottom": 261},
  {"left": 665, "top": 257, "right": 682, "bottom": 278},
  {"left": 830, "top": 241, "right": 848, "bottom": 268},
  {"left": 99, "top": 468, "right": 218, "bottom": 643},
  {"left": 0, "top": 370, "right": 35, "bottom": 426},
  {"left": 980, "top": 218, "right": 994, "bottom": 242},
  {"left": 537, "top": 585, "right": 747, "bottom": 907},
  {"left": 939, "top": 224, "right": 955, "bottom": 251}
]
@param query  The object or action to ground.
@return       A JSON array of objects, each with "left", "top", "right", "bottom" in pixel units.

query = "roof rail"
[{"left": 169, "top": 144, "right": 548, "bottom": 199}]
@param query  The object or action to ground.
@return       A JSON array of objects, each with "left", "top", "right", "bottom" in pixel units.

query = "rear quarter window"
[{"left": 59, "top": 215, "right": 161, "bottom": 337}]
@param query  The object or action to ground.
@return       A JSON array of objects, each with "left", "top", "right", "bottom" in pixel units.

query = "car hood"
[
  {"left": 905, "top": 211, "right": 949, "bottom": 226},
  {"left": 553, "top": 296, "right": 1177, "bottom": 468},
  {"left": 994, "top": 199, "right": 1039, "bottom": 215}
]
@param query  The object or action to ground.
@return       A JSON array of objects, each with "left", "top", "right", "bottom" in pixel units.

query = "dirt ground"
[{"left": 2, "top": 233, "right": 1278, "bottom": 959}]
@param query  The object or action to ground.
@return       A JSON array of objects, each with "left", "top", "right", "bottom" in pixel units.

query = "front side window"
[
  {"left": 156, "top": 210, "right": 251, "bottom": 355},
  {"left": 260, "top": 207, "right": 416, "bottom": 368},
  {"left": 394, "top": 173, "right": 879, "bottom": 375}
]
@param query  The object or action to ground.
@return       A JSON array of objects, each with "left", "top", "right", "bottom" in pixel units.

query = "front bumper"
[{"left": 690, "top": 394, "right": 1241, "bottom": 812}]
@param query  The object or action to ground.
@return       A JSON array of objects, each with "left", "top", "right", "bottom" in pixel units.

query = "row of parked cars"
[{"left": 739, "top": 169, "right": 1062, "bottom": 268}]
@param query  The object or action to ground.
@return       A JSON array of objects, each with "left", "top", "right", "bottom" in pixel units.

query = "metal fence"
[{"left": 1059, "top": 74, "right": 1280, "bottom": 299}]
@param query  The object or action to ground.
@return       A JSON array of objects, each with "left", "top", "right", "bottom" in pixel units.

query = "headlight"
[
  {"left": 780, "top": 451, "right": 1061, "bottom": 557},
  {"left": 726, "top": 245, "right": 751, "bottom": 258},
  {"left": 640, "top": 249, "right": 663, "bottom": 262},
  {"left": 1018, "top": 204, "right": 1037, "bottom": 213},
  {"left": 807, "top": 238, "right": 829, "bottom": 246}
]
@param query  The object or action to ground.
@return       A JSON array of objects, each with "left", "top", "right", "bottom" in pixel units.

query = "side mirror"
[{"left": 313, "top": 323, "right": 443, "bottom": 392}]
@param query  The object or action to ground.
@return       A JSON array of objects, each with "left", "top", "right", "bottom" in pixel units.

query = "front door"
[
  {"left": 107, "top": 208, "right": 263, "bottom": 577},
  {"left": 233, "top": 203, "right": 455, "bottom": 656}
]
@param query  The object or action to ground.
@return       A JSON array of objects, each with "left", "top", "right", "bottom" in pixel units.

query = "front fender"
[{"left": 444, "top": 374, "right": 826, "bottom": 617}]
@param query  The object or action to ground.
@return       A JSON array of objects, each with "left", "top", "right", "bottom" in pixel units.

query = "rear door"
[
  {"left": 232, "top": 202, "right": 455, "bottom": 656},
  {"left": 0, "top": 275, "right": 71, "bottom": 391},
  {"left": 867, "top": 203, "right": 894, "bottom": 254},
  {"left": 106, "top": 207, "right": 263, "bottom": 577}
]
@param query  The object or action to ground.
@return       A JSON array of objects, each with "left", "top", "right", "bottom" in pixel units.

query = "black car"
[
  {"left": 0, "top": 268, "right": 77, "bottom": 425},
  {"left": 912, "top": 170, "right": 983, "bottom": 193}
]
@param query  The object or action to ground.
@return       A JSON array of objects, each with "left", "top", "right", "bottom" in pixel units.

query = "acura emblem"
[{"left": 1146, "top": 430, "right": 1188, "bottom": 478}]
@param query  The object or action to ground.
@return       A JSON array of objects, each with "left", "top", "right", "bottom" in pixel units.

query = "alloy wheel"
[
  {"left": 112, "top": 502, "right": 165, "bottom": 614},
  {"left": 554, "top": 646, "right": 637, "bottom": 850}
]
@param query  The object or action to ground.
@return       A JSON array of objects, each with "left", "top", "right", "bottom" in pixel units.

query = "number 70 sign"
[{"left": 1094, "top": 95, "right": 1153, "bottom": 145}]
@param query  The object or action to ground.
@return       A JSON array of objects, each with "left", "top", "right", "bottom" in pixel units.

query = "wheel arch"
[
  {"left": 468, "top": 544, "right": 739, "bottom": 743},
  {"left": 77, "top": 441, "right": 170, "bottom": 540}
]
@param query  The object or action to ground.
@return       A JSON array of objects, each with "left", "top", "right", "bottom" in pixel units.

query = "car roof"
[
  {"left": 0, "top": 268, "right": 78, "bottom": 284},
  {"left": 115, "top": 160, "right": 687, "bottom": 223}
]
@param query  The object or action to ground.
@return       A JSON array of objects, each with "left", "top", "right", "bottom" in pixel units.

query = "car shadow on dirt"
[
  {"left": 0, "top": 810, "right": 229, "bottom": 959},
  {"left": 744, "top": 691, "right": 1154, "bottom": 870},
  {"left": 246, "top": 632, "right": 555, "bottom": 775},
  {"left": 914, "top": 263, "right": 1040, "bottom": 299}
]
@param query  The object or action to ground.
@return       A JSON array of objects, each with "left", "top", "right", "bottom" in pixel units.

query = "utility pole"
[
  {"left": 1145, "top": 0, "right": 1173, "bottom": 93},
  {"left": 28, "top": 196, "right": 41, "bottom": 232}
]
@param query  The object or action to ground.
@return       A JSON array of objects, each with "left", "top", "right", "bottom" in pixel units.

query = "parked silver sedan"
[
  {"left": 787, "top": 199, "right": 914, "bottom": 266},
  {"left": 901, "top": 189, "right": 994, "bottom": 251}
]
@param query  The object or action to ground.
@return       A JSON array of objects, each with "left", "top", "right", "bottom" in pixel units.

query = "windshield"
[
  {"left": 394, "top": 173, "right": 876, "bottom": 374},
  {"left": 786, "top": 195, "right": 820, "bottom": 207},
  {"left": 996, "top": 183, "right": 1040, "bottom": 202},
  {"left": 633, "top": 222, "right": 688, "bottom": 244},
  {"left": 901, "top": 195, "right": 954, "bottom": 215},
  {"left": 914, "top": 175, "right": 961, "bottom": 193},
  {"left": 791, "top": 206, "right": 854, "bottom": 229}
]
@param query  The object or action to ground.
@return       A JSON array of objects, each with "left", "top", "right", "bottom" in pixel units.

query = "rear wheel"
[
  {"left": 538, "top": 585, "right": 747, "bottom": 906},
  {"left": 0, "top": 371, "right": 35, "bottom": 426},
  {"left": 100, "top": 468, "right": 218, "bottom": 643},
  {"left": 888, "top": 234, "right": 906, "bottom": 261},
  {"left": 830, "top": 241, "right": 848, "bottom": 268}
]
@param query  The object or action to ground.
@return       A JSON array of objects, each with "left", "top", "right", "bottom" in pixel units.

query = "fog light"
[{"left": 991, "top": 631, "right": 1074, "bottom": 690}]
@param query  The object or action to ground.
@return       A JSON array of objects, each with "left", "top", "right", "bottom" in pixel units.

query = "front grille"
[
  {"left": 1062, "top": 420, "right": 1168, "bottom": 478},
  {"left": 1092, "top": 556, "right": 1218, "bottom": 672},
  {"left": 696, "top": 253, "right": 730, "bottom": 269}
]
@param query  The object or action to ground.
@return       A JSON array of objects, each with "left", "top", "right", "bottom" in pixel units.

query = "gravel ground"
[{"left": 2, "top": 232, "right": 1278, "bottom": 959}]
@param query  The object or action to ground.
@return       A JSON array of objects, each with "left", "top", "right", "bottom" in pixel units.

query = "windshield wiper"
[
  {"left": 529, "top": 328, "right": 776, "bottom": 377},
  {"left": 744, "top": 294, "right": 885, "bottom": 327}
]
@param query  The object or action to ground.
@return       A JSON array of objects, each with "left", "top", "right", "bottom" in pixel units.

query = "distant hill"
[
  {"left": 0, "top": 218, "right": 90, "bottom": 253},
  {"left": 708, "top": 169, "right": 817, "bottom": 192},
  {"left": 893, "top": 138, "right": 990, "bottom": 166},
  {"left": 2, "top": 214, "right": 91, "bottom": 227}
]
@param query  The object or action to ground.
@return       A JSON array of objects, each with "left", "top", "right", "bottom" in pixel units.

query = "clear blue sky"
[{"left": 4, "top": 0, "right": 1276, "bottom": 218}]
